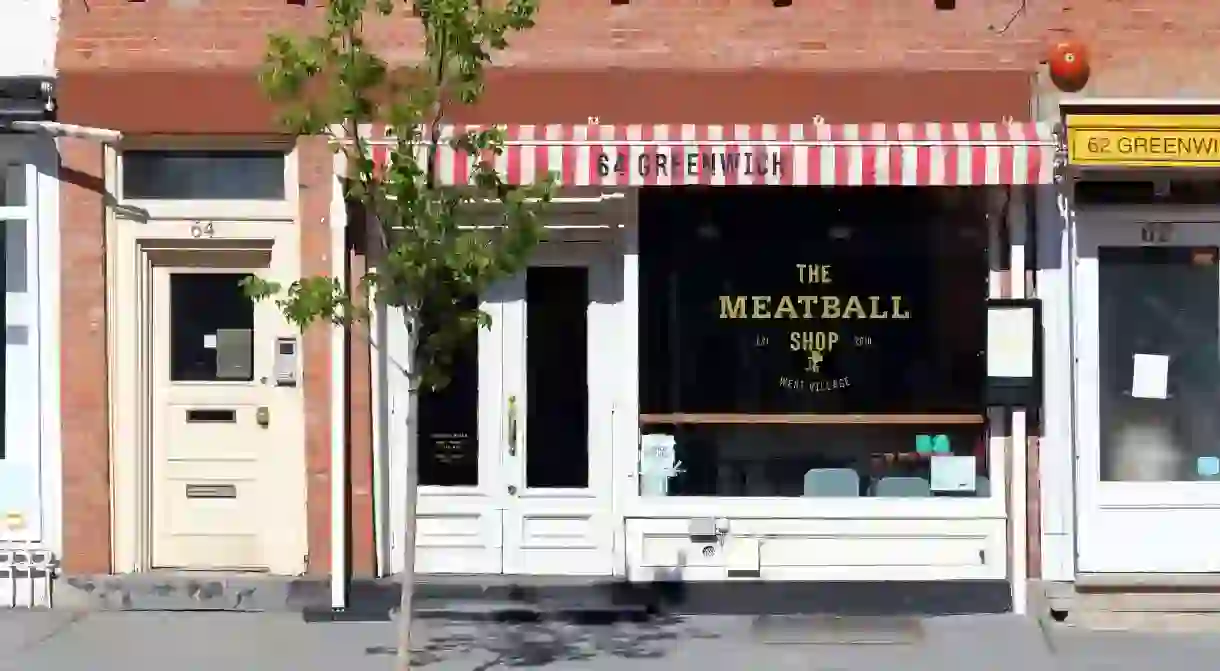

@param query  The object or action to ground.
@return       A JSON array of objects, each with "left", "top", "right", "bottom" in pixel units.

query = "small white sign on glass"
[
  {"left": 640, "top": 434, "right": 681, "bottom": 497},
  {"left": 1131, "top": 353, "right": 1170, "bottom": 400}
]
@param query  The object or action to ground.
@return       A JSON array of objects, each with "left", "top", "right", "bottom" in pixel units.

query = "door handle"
[{"left": 507, "top": 395, "right": 518, "bottom": 456}]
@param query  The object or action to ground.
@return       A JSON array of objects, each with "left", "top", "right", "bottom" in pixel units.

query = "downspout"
[
  {"left": 1008, "top": 185, "right": 1029, "bottom": 616},
  {"left": 1055, "top": 120, "right": 1080, "bottom": 580},
  {"left": 371, "top": 292, "right": 390, "bottom": 575},
  {"left": 330, "top": 147, "right": 349, "bottom": 610}
]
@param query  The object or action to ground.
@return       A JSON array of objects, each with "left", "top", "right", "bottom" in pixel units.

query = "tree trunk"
[{"left": 395, "top": 329, "right": 421, "bottom": 670}]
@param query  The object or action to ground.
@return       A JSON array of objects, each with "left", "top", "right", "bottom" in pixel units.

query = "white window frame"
[{"left": 614, "top": 201, "right": 1007, "bottom": 523}]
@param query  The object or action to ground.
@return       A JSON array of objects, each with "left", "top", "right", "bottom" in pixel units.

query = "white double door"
[
  {"left": 1075, "top": 210, "right": 1220, "bottom": 572},
  {"left": 411, "top": 239, "right": 618, "bottom": 576}
]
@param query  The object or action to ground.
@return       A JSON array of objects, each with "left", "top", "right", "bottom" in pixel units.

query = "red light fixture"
[{"left": 1047, "top": 40, "right": 1091, "bottom": 93}]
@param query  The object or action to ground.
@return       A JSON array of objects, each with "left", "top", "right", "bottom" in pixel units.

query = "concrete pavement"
[{"left": 2, "top": 610, "right": 1219, "bottom": 670}]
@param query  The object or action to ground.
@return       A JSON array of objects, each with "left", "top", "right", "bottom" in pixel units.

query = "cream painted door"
[
  {"left": 1075, "top": 212, "right": 1220, "bottom": 572},
  {"left": 499, "top": 239, "right": 617, "bottom": 575},
  {"left": 150, "top": 244, "right": 306, "bottom": 573}
]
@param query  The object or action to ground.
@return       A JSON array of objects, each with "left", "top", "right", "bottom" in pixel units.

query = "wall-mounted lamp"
[
  {"left": 611, "top": 0, "right": 629, "bottom": 5},
  {"left": 934, "top": 0, "right": 956, "bottom": 9},
  {"left": 773, "top": 0, "right": 793, "bottom": 6}
]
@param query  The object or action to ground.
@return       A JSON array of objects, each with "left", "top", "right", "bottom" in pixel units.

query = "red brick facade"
[{"left": 58, "top": 0, "right": 1193, "bottom": 579}]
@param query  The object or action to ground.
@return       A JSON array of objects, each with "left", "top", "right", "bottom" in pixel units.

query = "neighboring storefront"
[
  {"left": 1053, "top": 102, "right": 1220, "bottom": 576},
  {"left": 375, "top": 113, "right": 1056, "bottom": 611},
  {"left": 0, "top": 77, "right": 64, "bottom": 607}
]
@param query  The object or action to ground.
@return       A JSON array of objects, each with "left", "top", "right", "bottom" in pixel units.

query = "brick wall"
[
  {"left": 58, "top": 139, "right": 111, "bottom": 575},
  {"left": 1057, "top": 0, "right": 1220, "bottom": 97},
  {"left": 59, "top": 0, "right": 1219, "bottom": 97},
  {"left": 55, "top": 0, "right": 1215, "bottom": 579},
  {"left": 58, "top": 0, "right": 1052, "bottom": 72}
]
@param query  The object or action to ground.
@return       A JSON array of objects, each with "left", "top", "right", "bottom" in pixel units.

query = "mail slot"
[
  {"left": 185, "top": 483, "right": 237, "bottom": 499},
  {"left": 186, "top": 409, "right": 237, "bottom": 423}
]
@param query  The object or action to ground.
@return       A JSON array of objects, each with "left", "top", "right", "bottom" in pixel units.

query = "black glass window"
[
  {"left": 637, "top": 186, "right": 991, "bottom": 498},
  {"left": 123, "top": 150, "right": 286, "bottom": 200}
]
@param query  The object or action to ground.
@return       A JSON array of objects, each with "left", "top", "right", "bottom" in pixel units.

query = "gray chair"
[
  {"left": 975, "top": 476, "right": 990, "bottom": 497},
  {"left": 802, "top": 468, "right": 861, "bottom": 497},
  {"left": 874, "top": 476, "right": 931, "bottom": 497}
]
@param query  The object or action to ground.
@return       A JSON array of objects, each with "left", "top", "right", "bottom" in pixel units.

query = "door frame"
[
  {"left": 378, "top": 201, "right": 632, "bottom": 576},
  {"left": 105, "top": 141, "right": 305, "bottom": 573},
  {"left": 1072, "top": 197, "right": 1220, "bottom": 572},
  {"left": 498, "top": 230, "right": 621, "bottom": 575}
]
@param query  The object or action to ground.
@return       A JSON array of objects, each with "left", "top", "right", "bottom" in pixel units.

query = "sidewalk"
[{"left": 2, "top": 610, "right": 1219, "bottom": 671}]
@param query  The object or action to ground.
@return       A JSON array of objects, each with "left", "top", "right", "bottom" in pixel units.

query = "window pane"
[
  {"left": 639, "top": 187, "right": 987, "bottom": 415},
  {"left": 169, "top": 273, "right": 255, "bottom": 382},
  {"left": 636, "top": 187, "right": 990, "bottom": 498},
  {"left": 0, "top": 220, "right": 5, "bottom": 460},
  {"left": 418, "top": 295, "right": 480, "bottom": 487},
  {"left": 1, "top": 163, "right": 25, "bottom": 206},
  {"left": 4, "top": 220, "right": 27, "bottom": 294},
  {"left": 1098, "top": 246, "right": 1220, "bottom": 481},
  {"left": 525, "top": 266, "right": 589, "bottom": 489},
  {"left": 123, "top": 150, "right": 286, "bottom": 200},
  {"left": 640, "top": 424, "right": 990, "bottom": 498}
]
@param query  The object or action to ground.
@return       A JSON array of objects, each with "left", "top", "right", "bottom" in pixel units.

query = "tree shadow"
[{"left": 365, "top": 615, "right": 720, "bottom": 668}]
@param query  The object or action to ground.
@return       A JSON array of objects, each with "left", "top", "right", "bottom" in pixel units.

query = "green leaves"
[{"left": 255, "top": 0, "right": 548, "bottom": 392}]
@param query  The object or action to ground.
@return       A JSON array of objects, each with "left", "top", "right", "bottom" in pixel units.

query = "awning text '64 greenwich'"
[{"left": 597, "top": 150, "right": 785, "bottom": 178}]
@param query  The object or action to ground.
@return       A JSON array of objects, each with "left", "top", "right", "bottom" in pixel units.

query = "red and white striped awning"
[{"left": 362, "top": 122, "right": 1056, "bottom": 187}]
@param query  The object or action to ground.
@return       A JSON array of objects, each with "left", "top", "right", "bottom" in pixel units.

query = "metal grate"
[
  {"left": 0, "top": 546, "right": 57, "bottom": 608},
  {"left": 752, "top": 615, "right": 925, "bottom": 645}
]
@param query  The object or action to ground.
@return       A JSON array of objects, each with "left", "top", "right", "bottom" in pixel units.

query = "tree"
[{"left": 249, "top": 1, "right": 551, "bottom": 668}]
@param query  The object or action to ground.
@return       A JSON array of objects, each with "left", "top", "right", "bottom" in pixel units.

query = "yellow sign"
[{"left": 1067, "top": 114, "right": 1220, "bottom": 167}]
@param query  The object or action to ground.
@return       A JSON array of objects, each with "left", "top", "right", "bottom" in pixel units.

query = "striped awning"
[{"left": 362, "top": 122, "right": 1056, "bottom": 187}]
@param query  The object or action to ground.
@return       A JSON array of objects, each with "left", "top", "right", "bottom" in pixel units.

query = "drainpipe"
[
  {"left": 1009, "top": 187, "right": 1029, "bottom": 616},
  {"left": 330, "top": 148, "right": 349, "bottom": 611}
]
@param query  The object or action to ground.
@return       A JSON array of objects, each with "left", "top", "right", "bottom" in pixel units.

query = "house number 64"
[
  {"left": 190, "top": 221, "right": 216, "bottom": 239},
  {"left": 1141, "top": 222, "right": 1172, "bottom": 244}
]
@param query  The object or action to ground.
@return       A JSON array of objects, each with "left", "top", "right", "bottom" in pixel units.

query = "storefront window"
[
  {"left": 1098, "top": 246, "right": 1220, "bottom": 482},
  {"left": 637, "top": 187, "right": 990, "bottom": 498}
]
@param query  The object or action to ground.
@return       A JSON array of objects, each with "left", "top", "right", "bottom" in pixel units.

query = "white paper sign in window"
[{"left": 1131, "top": 353, "right": 1170, "bottom": 400}]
